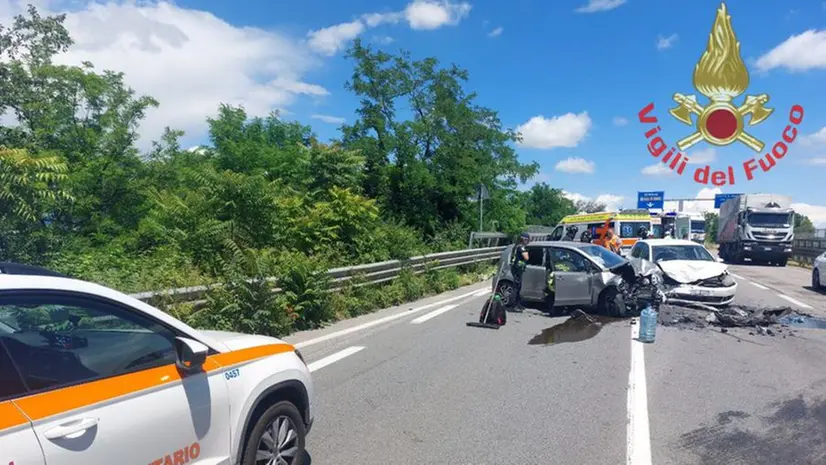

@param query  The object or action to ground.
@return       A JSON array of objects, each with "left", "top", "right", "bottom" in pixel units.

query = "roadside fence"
[{"left": 130, "top": 246, "right": 506, "bottom": 307}]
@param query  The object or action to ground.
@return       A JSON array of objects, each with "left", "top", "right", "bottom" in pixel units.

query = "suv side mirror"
[{"left": 174, "top": 337, "right": 209, "bottom": 372}]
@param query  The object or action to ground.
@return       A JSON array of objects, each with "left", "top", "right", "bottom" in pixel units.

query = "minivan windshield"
[{"left": 580, "top": 245, "right": 626, "bottom": 268}]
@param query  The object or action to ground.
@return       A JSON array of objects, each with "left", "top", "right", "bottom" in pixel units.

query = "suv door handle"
[{"left": 44, "top": 417, "right": 99, "bottom": 439}]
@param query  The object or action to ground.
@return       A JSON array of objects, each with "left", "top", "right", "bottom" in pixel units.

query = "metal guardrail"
[
  {"left": 129, "top": 246, "right": 507, "bottom": 306},
  {"left": 793, "top": 237, "right": 826, "bottom": 264}
]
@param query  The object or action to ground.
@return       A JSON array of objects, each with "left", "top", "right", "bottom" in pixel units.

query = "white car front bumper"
[{"left": 669, "top": 282, "right": 738, "bottom": 306}]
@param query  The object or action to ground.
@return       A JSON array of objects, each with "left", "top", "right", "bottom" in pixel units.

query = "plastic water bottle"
[{"left": 639, "top": 305, "right": 658, "bottom": 343}]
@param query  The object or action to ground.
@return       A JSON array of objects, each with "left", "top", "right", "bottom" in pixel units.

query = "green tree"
[
  {"left": 0, "top": 147, "right": 71, "bottom": 222},
  {"left": 341, "top": 39, "right": 537, "bottom": 236},
  {"left": 523, "top": 183, "right": 577, "bottom": 226},
  {"left": 0, "top": 5, "right": 158, "bottom": 241},
  {"left": 704, "top": 212, "right": 719, "bottom": 243},
  {"left": 794, "top": 212, "right": 815, "bottom": 235}
]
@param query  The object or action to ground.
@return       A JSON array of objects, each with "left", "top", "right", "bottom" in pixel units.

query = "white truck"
[
  {"left": 674, "top": 212, "right": 707, "bottom": 243},
  {"left": 718, "top": 194, "right": 795, "bottom": 266}
]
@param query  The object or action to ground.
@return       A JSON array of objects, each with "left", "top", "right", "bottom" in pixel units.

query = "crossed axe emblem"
[{"left": 668, "top": 93, "right": 773, "bottom": 153}]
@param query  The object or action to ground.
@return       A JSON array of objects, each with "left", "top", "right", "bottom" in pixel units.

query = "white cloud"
[
  {"left": 307, "top": 20, "right": 365, "bottom": 56},
  {"left": 663, "top": 188, "right": 722, "bottom": 213},
  {"left": 804, "top": 157, "right": 826, "bottom": 165},
  {"left": 311, "top": 114, "right": 346, "bottom": 124},
  {"left": 308, "top": 1, "right": 471, "bottom": 56},
  {"left": 372, "top": 35, "right": 395, "bottom": 45},
  {"left": 555, "top": 157, "right": 595, "bottom": 174},
  {"left": 686, "top": 147, "right": 717, "bottom": 164},
  {"left": 657, "top": 34, "right": 678, "bottom": 50},
  {"left": 755, "top": 30, "right": 826, "bottom": 72},
  {"left": 612, "top": 116, "right": 628, "bottom": 126},
  {"left": 9, "top": 1, "right": 326, "bottom": 149},
  {"left": 405, "top": 0, "right": 472, "bottom": 30},
  {"left": 562, "top": 191, "right": 589, "bottom": 203},
  {"left": 595, "top": 194, "right": 624, "bottom": 211},
  {"left": 641, "top": 164, "right": 673, "bottom": 176},
  {"left": 563, "top": 191, "right": 625, "bottom": 211},
  {"left": 801, "top": 127, "right": 826, "bottom": 148},
  {"left": 362, "top": 11, "right": 404, "bottom": 27},
  {"left": 793, "top": 203, "right": 826, "bottom": 228},
  {"left": 516, "top": 112, "right": 591, "bottom": 149},
  {"left": 574, "top": 0, "right": 626, "bottom": 13},
  {"left": 488, "top": 26, "right": 503, "bottom": 38}
]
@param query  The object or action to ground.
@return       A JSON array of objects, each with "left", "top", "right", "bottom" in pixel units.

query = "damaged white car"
[{"left": 629, "top": 239, "right": 737, "bottom": 306}]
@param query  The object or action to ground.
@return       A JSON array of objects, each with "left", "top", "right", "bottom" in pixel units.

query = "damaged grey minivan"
[{"left": 493, "top": 241, "right": 653, "bottom": 317}]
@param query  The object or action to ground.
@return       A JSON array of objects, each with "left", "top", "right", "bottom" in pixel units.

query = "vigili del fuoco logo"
[{"left": 637, "top": 2, "right": 804, "bottom": 186}]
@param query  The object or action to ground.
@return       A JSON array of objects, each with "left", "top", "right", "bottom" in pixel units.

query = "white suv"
[{"left": 0, "top": 263, "right": 313, "bottom": 465}]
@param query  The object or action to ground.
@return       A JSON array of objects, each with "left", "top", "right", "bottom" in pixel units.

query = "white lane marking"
[
  {"left": 728, "top": 272, "right": 744, "bottom": 280},
  {"left": 411, "top": 304, "right": 459, "bottom": 324},
  {"left": 749, "top": 281, "right": 769, "bottom": 290},
  {"left": 627, "top": 323, "right": 652, "bottom": 465},
  {"left": 778, "top": 294, "right": 814, "bottom": 310},
  {"left": 474, "top": 288, "right": 493, "bottom": 297},
  {"left": 307, "top": 346, "right": 365, "bottom": 372},
  {"left": 294, "top": 287, "right": 488, "bottom": 348}
]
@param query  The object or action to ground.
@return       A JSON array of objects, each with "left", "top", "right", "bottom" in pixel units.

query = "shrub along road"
[{"left": 285, "top": 264, "right": 826, "bottom": 465}]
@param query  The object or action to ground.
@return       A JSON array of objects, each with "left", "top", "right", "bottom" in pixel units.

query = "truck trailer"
[{"left": 717, "top": 194, "right": 795, "bottom": 266}]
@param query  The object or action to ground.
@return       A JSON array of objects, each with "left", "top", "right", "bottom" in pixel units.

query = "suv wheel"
[
  {"left": 242, "top": 401, "right": 306, "bottom": 465},
  {"left": 814, "top": 269, "right": 821, "bottom": 290}
]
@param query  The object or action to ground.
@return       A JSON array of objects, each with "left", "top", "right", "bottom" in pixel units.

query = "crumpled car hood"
[
  {"left": 656, "top": 260, "right": 728, "bottom": 284},
  {"left": 610, "top": 259, "right": 662, "bottom": 284}
]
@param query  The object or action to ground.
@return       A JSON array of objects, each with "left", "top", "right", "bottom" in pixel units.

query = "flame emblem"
[{"left": 668, "top": 3, "right": 773, "bottom": 152}]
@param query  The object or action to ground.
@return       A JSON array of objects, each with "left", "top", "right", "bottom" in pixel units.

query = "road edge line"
[
  {"left": 778, "top": 294, "right": 814, "bottom": 310},
  {"left": 295, "top": 286, "right": 488, "bottom": 348},
  {"left": 307, "top": 346, "right": 365, "bottom": 372},
  {"left": 627, "top": 323, "right": 652, "bottom": 465},
  {"left": 411, "top": 304, "right": 459, "bottom": 324}
]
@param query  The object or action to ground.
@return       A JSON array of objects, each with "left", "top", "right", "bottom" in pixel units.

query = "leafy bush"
[
  {"left": 49, "top": 244, "right": 205, "bottom": 293},
  {"left": 185, "top": 249, "right": 292, "bottom": 336}
]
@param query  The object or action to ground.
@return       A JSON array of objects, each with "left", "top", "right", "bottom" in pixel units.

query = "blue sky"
[{"left": 13, "top": 0, "right": 826, "bottom": 225}]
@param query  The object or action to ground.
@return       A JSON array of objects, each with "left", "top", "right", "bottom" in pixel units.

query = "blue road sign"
[
  {"left": 637, "top": 191, "right": 665, "bottom": 210},
  {"left": 714, "top": 193, "right": 742, "bottom": 209}
]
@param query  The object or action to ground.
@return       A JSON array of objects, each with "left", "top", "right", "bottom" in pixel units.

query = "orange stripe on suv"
[
  {"left": 0, "top": 401, "right": 29, "bottom": 430},
  {"left": 8, "top": 343, "right": 294, "bottom": 425}
]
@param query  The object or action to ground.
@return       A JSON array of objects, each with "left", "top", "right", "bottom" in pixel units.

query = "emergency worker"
[
  {"left": 509, "top": 233, "right": 530, "bottom": 311},
  {"left": 604, "top": 228, "right": 622, "bottom": 254}
]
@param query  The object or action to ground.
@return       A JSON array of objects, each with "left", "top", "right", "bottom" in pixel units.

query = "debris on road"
[{"left": 655, "top": 302, "right": 820, "bottom": 337}]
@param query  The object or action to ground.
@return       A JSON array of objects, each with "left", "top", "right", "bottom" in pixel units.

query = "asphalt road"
[{"left": 284, "top": 263, "right": 826, "bottom": 465}]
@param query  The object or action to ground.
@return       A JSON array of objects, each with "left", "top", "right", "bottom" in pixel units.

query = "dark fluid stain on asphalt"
[
  {"left": 680, "top": 396, "right": 826, "bottom": 465},
  {"left": 779, "top": 314, "right": 826, "bottom": 330},
  {"left": 528, "top": 310, "right": 622, "bottom": 346}
]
